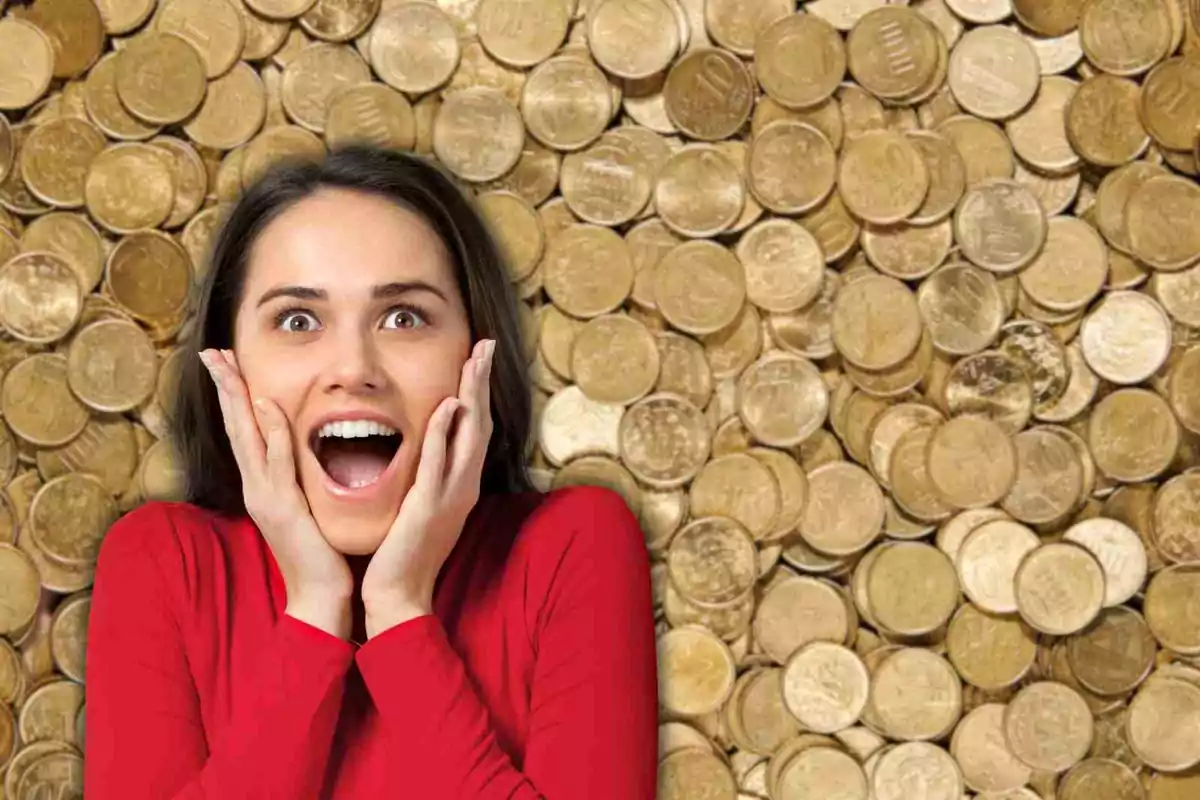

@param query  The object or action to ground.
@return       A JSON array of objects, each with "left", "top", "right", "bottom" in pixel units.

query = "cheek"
[
  {"left": 238, "top": 352, "right": 307, "bottom": 424},
  {"left": 389, "top": 351, "right": 465, "bottom": 427}
]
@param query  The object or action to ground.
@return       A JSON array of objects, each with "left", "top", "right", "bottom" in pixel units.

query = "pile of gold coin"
[{"left": 2, "top": 0, "right": 1200, "bottom": 796}]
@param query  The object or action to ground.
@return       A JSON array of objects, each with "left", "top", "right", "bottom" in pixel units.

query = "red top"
[{"left": 83, "top": 485, "right": 659, "bottom": 799}]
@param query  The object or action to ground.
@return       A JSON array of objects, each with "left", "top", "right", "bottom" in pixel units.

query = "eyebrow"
[{"left": 255, "top": 281, "right": 448, "bottom": 309}]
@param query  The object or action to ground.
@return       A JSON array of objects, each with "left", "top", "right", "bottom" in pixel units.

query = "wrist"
[{"left": 363, "top": 595, "right": 433, "bottom": 638}]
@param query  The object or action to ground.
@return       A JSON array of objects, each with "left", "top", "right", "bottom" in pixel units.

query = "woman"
[{"left": 83, "top": 146, "right": 659, "bottom": 799}]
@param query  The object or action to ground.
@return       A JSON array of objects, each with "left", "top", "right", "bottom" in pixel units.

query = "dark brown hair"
[{"left": 169, "top": 145, "right": 534, "bottom": 519}]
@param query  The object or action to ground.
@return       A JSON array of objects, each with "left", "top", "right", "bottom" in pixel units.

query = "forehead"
[{"left": 245, "top": 187, "right": 456, "bottom": 292}]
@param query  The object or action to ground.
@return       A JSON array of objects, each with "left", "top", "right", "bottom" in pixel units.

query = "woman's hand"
[
  {"left": 198, "top": 348, "right": 354, "bottom": 638},
  {"left": 361, "top": 338, "right": 495, "bottom": 635}
]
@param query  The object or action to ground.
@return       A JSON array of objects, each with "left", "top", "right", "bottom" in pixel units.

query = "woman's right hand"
[{"left": 198, "top": 348, "right": 354, "bottom": 638}]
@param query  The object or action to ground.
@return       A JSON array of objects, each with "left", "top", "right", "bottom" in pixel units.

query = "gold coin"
[
  {"left": 1015, "top": 541, "right": 1105, "bottom": 635},
  {"left": 846, "top": 7, "right": 940, "bottom": 101},
  {"left": 0, "top": 543, "right": 39, "bottom": 636},
  {"left": 653, "top": 239, "right": 745, "bottom": 335},
  {"left": 1093, "top": 161, "right": 1169, "bottom": 255},
  {"left": 83, "top": 52, "right": 160, "bottom": 141},
  {"left": 1063, "top": 518, "right": 1148, "bottom": 607},
  {"left": 0, "top": 249, "right": 82, "bottom": 348},
  {"left": 837, "top": 130, "right": 928, "bottom": 225},
  {"left": 927, "top": 415, "right": 1017, "bottom": 509},
  {"left": 951, "top": 703, "right": 1033, "bottom": 794},
  {"left": 860, "top": 219, "right": 953, "bottom": 281},
  {"left": 831, "top": 273, "right": 922, "bottom": 371},
  {"left": 28, "top": 473, "right": 116, "bottom": 567},
  {"left": 1080, "top": 0, "right": 1174, "bottom": 77},
  {"left": 956, "top": 519, "right": 1040, "bottom": 614},
  {"left": 654, "top": 330, "right": 712, "bottom": 409},
  {"left": 1089, "top": 388, "right": 1179, "bottom": 483},
  {"left": 0, "top": 353, "right": 89, "bottom": 447},
  {"left": 657, "top": 623, "right": 738, "bottom": 716},
  {"left": 658, "top": 744, "right": 737, "bottom": 799},
  {"left": 667, "top": 515, "right": 758, "bottom": 607},
  {"left": 64, "top": 318, "right": 158, "bottom": 413},
  {"left": 948, "top": 25, "right": 1040, "bottom": 120},
  {"left": 155, "top": 0, "right": 246, "bottom": 78},
  {"left": 781, "top": 642, "right": 869, "bottom": 734},
  {"left": 917, "top": 263, "right": 1004, "bottom": 356},
  {"left": 1126, "top": 175, "right": 1200, "bottom": 272},
  {"left": 1059, "top": 758, "right": 1145, "bottom": 800},
  {"left": 867, "top": 402, "right": 942, "bottom": 489},
  {"left": 1005, "top": 75, "right": 1082, "bottom": 174},
  {"left": 0, "top": 18, "right": 54, "bottom": 111},
  {"left": 888, "top": 423, "right": 955, "bottom": 522},
  {"left": 905, "top": 130, "right": 967, "bottom": 224},
  {"left": 298, "top": 0, "right": 379, "bottom": 42},
  {"left": 280, "top": 43, "right": 371, "bottom": 133},
  {"left": 113, "top": 33, "right": 208, "bottom": 125},
  {"left": 1065, "top": 74, "right": 1151, "bottom": 167},
  {"left": 800, "top": 462, "right": 885, "bottom": 556},
  {"left": 870, "top": 647, "right": 962, "bottom": 742},
  {"left": 542, "top": 223, "right": 633, "bottom": 318},
  {"left": 946, "top": 604, "right": 1037, "bottom": 692},
  {"left": 570, "top": 313, "right": 660, "bottom": 405},
  {"left": 183, "top": 61, "right": 266, "bottom": 151},
  {"left": 1003, "top": 681, "right": 1094, "bottom": 773},
  {"left": 587, "top": 0, "right": 679, "bottom": 80},
  {"left": 619, "top": 393, "right": 710, "bottom": 489},
  {"left": 654, "top": 144, "right": 744, "bottom": 238},
  {"left": 735, "top": 218, "right": 825, "bottom": 314},
  {"left": 867, "top": 541, "right": 959, "bottom": 636},
  {"left": 1018, "top": 216, "right": 1107, "bottom": 313},
  {"left": 105, "top": 229, "right": 192, "bottom": 326},
  {"left": 151, "top": 135, "right": 207, "bottom": 229},
  {"left": 937, "top": 113, "right": 1016, "bottom": 187},
  {"left": 11, "top": 0, "right": 105, "bottom": 79},
  {"left": 954, "top": 178, "right": 1047, "bottom": 274},
  {"left": 246, "top": 0, "right": 315, "bottom": 19},
  {"left": 735, "top": 351, "right": 828, "bottom": 447},
  {"left": 84, "top": 142, "right": 176, "bottom": 233},
  {"left": 746, "top": 121, "right": 836, "bottom": 216},
  {"left": 368, "top": 2, "right": 460, "bottom": 94},
  {"left": 1067, "top": 606, "right": 1156, "bottom": 697},
  {"left": 559, "top": 128, "right": 656, "bottom": 227},
  {"left": 240, "top": 124, "right": 325, "bottom": 187},
  {"left": 1144, "top": 563, "right": 1200, "bottom": 656},
  {"left": 477, "top": 0, "right": 568, "bottom": 68},
  {"left": 1080, "top": 290, "right": 1172, "bottom": 385},
  {"left": 754, "top": 13, "right": 845, "bottom": 110},
  {"left": 521, "top": 56, "right": 613, "bottom": 152},
  {"left": 1128, "top": 676, "right": 1200, "bottom": 772},
  {"left": 18, "top": 118, "right": 106, "bottom": 209},
  {"left": 1141, "top": 56, "right": 1200, "bottom": 152},
  {"left": 477, "top": 190, "right": 543, "bottom": 281},
  {"left": 662, "top": 47, "right": 754, "bottom": 141},
  {"left": 754, "top": 573, "right": 851, "bottom": 664}
]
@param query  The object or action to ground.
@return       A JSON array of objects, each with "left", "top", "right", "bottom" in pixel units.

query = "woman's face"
[{"left": 232, "top": 187, "right": 473, "bottom": 555}]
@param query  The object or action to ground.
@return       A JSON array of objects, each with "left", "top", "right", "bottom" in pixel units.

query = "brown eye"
[
  {"left": 276, "top": 310, "right": 319, "bottom": 332},
  {"left": 384, "top": 307, "right": 427, "bottom": 330}
]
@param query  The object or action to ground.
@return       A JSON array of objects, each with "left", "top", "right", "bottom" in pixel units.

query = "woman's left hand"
[{"left": 361, "top": 338, "right": 495, "bottom": 635}]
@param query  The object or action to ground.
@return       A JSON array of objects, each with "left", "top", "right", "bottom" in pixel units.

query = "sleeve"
[
  {"left": 83, "top": 502, "right": 357, "bottom": 800},
  {"left": 354, "top": 486, "right": 660, "bottom": 799}
]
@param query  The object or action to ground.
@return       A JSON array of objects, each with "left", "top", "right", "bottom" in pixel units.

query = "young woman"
[{"left": 82, "top": 146, "right": 659, "bottom": 799}]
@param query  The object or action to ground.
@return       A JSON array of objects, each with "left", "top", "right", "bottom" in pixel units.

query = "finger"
[
  {"left": 253, "top": 396, "right": 302, "bottom": 497},
  {"left": 415, "top": 396, "right": 460, "bottom": 495},
  {"left": 200, "top": 351, "right": 253, "bottom": 477},
  {"left": 204, "top": 349, "right": 267, "bottom": 474},
  {"left": 450, "top": 340, "right": 493, "bottom": 480}
]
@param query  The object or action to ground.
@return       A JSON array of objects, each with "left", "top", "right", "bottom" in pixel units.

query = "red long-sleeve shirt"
[{"left": 83, "top": 485, "right": 659, "bottom": 799}]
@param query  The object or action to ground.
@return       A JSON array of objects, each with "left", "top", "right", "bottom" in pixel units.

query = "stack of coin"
[{"left": 2, "top": 0, "right": 1200, "bottom": 796}]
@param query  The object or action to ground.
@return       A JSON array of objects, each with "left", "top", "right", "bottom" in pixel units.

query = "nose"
[{"left": 319, "top": 330, "right": 388, "bottom": 394}]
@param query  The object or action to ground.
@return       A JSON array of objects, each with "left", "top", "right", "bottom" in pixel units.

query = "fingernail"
[
  {"left": 198, "top": 351, "right": 211, "bottom": 368},
  {"left": 476, "top": 354, "right": 487, "bottom": 376},
  {"left": 486, "top": 340, "right": 496, "bottom": 360}
]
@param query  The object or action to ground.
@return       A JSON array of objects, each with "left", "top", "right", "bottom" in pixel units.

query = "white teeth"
[{"left": 317, "top": 420, "right": 398, "bottom": 439}]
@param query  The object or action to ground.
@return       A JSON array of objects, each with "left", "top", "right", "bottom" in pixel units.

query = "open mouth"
[{"left": 309, "top": 430, "right": 404, "bottom": 491}]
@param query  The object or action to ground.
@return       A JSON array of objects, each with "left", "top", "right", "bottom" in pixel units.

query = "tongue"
[{"left": 321, "top": 438, "right": 396, "bottom": 488}]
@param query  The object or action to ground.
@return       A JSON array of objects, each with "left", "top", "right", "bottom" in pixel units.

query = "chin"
[{"left": 314, "top": 519, "right": 390, "bottom": 556}]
